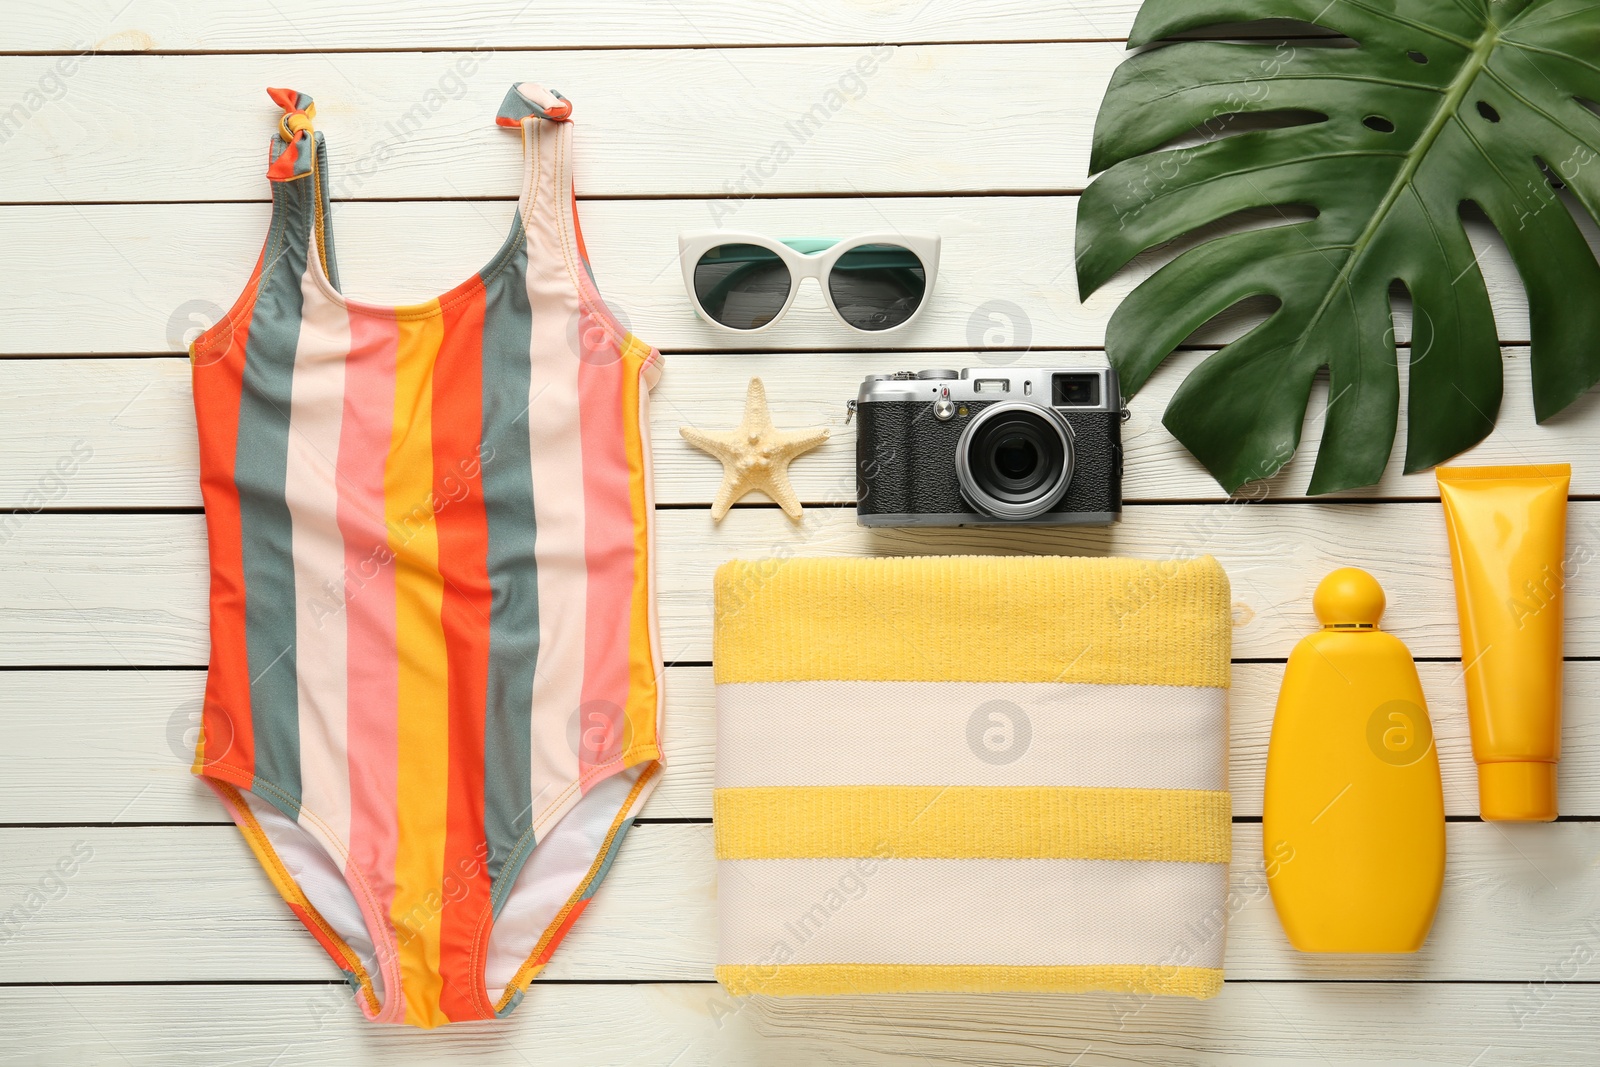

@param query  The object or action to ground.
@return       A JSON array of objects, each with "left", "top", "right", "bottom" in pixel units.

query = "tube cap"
[{"left": 1478, "top": 761, "right": 1558, "bottom": 822}]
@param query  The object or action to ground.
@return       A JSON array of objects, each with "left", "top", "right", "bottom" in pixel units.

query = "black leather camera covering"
[{"left": 855, "top": 399, "right": 1122, "bottom": 518}]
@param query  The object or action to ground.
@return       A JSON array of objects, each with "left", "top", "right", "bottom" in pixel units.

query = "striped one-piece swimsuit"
[{"left": 188, "top": 83, "right": 664, "bottom": 1028}]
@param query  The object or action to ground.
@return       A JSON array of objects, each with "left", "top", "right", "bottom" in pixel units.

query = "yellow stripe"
[
  {"left": 715, "top": 963, "right": 1223, "bottom": 999},
  {"left": 619, "top": 335, "right": 659, "bottom": 761},
  {"left": 713, "top": 555, "right": 1231, "bottom": 686},
  {"left": 714, "top": 785, "right": 1231, "bottom": 863},
  {"left": 385, "top": 307, "right": 452, "bottom": 1029}
]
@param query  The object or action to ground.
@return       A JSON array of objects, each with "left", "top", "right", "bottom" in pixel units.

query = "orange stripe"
[
  {"left": 190, "top": 251, "right": 262, "bottom": 780},
  {"left": 431, "top": 279, "right": 496, "bottom": 1022},
  {"left": 533, "top": 899, "right": 590, "bottom": 966},
  {"left": 570, "top": 186, "right": 592, "bottom": 266}
]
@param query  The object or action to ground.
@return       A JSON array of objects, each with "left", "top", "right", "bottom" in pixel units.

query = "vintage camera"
[{"left": 851, "top": 367, "right": 1124, "bottom": 527}]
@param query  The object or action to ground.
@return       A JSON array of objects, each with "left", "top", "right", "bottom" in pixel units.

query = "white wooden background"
[{"left": 3, "top": 3, "right": 1599, "bottom": 1063}]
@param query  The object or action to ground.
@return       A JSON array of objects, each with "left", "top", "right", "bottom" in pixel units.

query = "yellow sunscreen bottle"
[{"left": 1263, "top": 568, "right": 1446, "bottom": 953}]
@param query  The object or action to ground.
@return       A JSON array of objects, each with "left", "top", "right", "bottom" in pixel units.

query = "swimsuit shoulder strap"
[
  {"left": 493, "top": 82, "right": 644, "bottom": 372},
  {"left": 263, "top": 86, "right": 340, "bottom": 290}
]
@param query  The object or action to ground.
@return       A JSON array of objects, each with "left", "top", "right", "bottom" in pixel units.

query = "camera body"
[{"left": 853, "top": 367, "right": 1123, "bottom": 527}]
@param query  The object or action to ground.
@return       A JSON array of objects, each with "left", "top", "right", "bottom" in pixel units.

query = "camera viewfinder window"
[{"left": 1053, "top": 374, "right": 1099, "bottom": 407}]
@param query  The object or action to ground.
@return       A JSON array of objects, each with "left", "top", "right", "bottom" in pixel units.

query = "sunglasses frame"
[{"left": 678, "top": 231, "right": 941, "bottom": 334}]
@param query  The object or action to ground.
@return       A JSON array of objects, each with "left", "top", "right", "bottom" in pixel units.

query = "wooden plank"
[
  {"left": 4, "top": 503, "right": 1600, "bottom": 665},
  {"left": 2, "top": 823, "right": 1597, "bottom": 984},
  {"left": 0, "top": 514, "right": 211, "bottom": 666},
  {"left": 656, "top": 347, "right": 1595, "bottom": 503},
  {"left": 0, "top": 823, "right": 713, "bottom": 983},
  {"left": 4, "top": 664, "right": 1598, "bottom": 825},
  {"left": 0, "top": 667, "right": 707, "bottom": 826},
  {"left": 0, "top": 47, "right": 1115, "bottom": 202},
  {"left": 0, "top": 346, "right": 1589, "bottom": 509},
  {"left": 649, "top": 502, "right": 1600, "bottom": 661},
  {"left": 0, "top": 197, "right": 1548, "bottom": 354},
  {"left": 1, "top": 980, "right": 1591, "bottom": 1067},
  {"left": 2, "top": 0, "right": 1148, "bottom": 52}
]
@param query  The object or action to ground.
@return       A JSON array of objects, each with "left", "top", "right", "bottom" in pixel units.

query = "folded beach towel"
[{"left": 712, "top": 555, "right": 1232, "bottom": 998}]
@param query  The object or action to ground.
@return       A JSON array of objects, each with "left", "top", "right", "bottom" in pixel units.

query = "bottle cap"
[
  {"left": 1313, "top": 567, "right": 1385, "bottom": 628},
  {"left": 1478, "top": 761, "right": 1558, "bottom": 822}
]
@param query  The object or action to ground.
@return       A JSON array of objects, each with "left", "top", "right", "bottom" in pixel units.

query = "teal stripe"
[
  {"left": 494, "top": 987, "right": 526, "bottom": 1019},
  {"left": 579, "top": 816, "right": 636, "bottom": 902},
  {"left": 480, "top": 217, "right": 540, "bottom": 909},
  {"left": 234, "top": 173, "right": 310, "bottom": 813}
]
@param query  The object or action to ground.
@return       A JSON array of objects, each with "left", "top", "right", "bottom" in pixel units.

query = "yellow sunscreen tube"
[{"left": 1436, "top": 464, "right": 1570, "bottom": 822}]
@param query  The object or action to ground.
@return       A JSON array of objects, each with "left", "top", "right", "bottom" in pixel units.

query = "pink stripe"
[
  {"left": 521, "top": 213, "right": 590, "bottom": 827},
  {"left": 337, "top": 309, "right": 404, "bottom": 1016},
  {"left": 575, "top": 307, "right": 636, "bottom": 789},
  {"left": 287, "top": 267, "right": 353, "bottom": 858}
]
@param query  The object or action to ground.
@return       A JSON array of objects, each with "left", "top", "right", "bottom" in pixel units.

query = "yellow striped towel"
[{"left": 712, "top": 555, "right": 1232, "bottom": 998}]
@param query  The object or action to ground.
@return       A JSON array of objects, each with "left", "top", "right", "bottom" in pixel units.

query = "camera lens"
[
  {"left": 956, "top": 402, "right": 1075, "bottom": 519},
  {"left": 974, "top": 419, "right": 1055, "bottom": 499},
  {"left": 993, "top": 435, "right": 1038, "bottom": 480}
]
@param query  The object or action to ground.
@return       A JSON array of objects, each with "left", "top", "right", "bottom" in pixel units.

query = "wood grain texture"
[
  {"left": 0, "top": 47, "right": 1116, "bottom": 201},
  {"left": 0, "top": 197, "right": 1554, "bottom": 354},
  {"left": 5, "top": 505, "right": 1590, "bottom": 664},
  {"left": 3, "top": 664, "right": 1598, "bottom": 824},
  {"left": 0, "top": 347, "right": 1591, "bottom": 509},
  {"left": 3, "top": 822, "right": 1597, "bottom": 984},
  {"left": 0, "top": 980, "right": 1591, "bottom": 1067},
  {"left": 2, "top": 0, "right": 1148, "bottom": 51},
  {"left": 651, "top": 503, "right": 1600, "bottom": 662}
]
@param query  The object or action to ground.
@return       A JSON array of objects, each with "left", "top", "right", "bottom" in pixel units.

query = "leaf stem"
[{"left": 1299, "top": 19, "right": 1502, "bottom": 348}]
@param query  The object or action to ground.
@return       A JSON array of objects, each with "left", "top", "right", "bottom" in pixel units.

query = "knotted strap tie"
[
  {"left": 494, "top": 83, "right": 572, "bottom": 127},
  {"left": 266, "top": 87, "right": 317, "bottom": 182}
]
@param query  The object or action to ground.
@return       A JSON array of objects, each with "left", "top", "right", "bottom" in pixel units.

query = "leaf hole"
[
  {"left": 1453, "top": 198, "right": 1515, "bottom": 311},
  {"left": 1363, "top": 115, "right": 1396, "bottom": 133},
  {"left": 1148, "top": 109, "right": 1326, "bottom": 153},
  {"left": 1407, "top": 50, "right": 1428, "bottom": 64},
  {"left": 1536, "top": 156, "right": 1566, "bottom": 192},
  {"left": 1149, "top": 19, "right": 1348, "bottom": 45},
  {"left": 1179, "top": 294, "right": 1283, "bottom": 349},
  {"left": 1477, "top": 100, "right": 1501, "bottom": 123},
  {"left": 1385, "top": 280, "right": 1420, "bottom": 359}
]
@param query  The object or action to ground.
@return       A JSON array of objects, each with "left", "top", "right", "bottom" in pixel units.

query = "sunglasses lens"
[
  {"left": 827, "top": 244, "right": 927, "bottom": 331},
  {"left": 693, "top": 244, "right": 793, "bottom": 330}
]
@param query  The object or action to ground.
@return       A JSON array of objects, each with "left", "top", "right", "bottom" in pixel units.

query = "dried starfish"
[{"left": 680, "top": 377, "right": 829, "bottom": 521}]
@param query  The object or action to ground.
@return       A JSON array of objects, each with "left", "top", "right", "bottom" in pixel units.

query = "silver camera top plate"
[{"left": 856, "top": 366, "right": 1122, "bottom": 414}]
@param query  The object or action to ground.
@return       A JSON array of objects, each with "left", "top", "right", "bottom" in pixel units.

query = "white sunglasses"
[{"left": 679, "top": 231, "right": 940, "bottom": 333}]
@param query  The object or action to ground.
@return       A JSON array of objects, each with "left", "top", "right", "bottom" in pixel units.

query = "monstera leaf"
[{"left": 1076, "top": 0, "right": 1600, "bottom": 494}]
